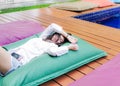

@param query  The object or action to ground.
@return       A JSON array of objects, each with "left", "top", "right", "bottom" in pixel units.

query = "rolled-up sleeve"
[
  {"left": 40, "top": 23, "right": 64, "bottom": 39},
  {"left": 46, "top": 46, "right": 69, "bottom": 56}
]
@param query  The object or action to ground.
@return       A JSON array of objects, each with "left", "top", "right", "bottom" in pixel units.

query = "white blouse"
[{"left": 9, "top": 23, "right": 69, "bottom": 65}]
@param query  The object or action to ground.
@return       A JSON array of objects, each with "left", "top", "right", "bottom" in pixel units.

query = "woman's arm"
[
  {"left": 40, "top": 23, "right": 65, "bottom": 40},
  {"left": 46, "top": 44, "right": 79, "bottom": 56},
  {"left": 46, "top": 46, "right": 69, "bottom": 56},
  {"left": 40, "top": 23, "right": 78, "bottom": 43}
]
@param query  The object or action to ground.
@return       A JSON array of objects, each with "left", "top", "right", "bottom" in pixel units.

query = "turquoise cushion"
[{"left": 0, "top": 34, "right": 107, "bottom": 86}]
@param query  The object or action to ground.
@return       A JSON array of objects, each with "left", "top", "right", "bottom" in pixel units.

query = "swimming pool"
[{"left": 73, "top": 6, "right": 120, "bottom": 29}]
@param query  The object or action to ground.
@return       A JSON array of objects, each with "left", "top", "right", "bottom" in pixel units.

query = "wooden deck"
[{"left": 1, "top": 5, "right": 120, "bottom": 86}]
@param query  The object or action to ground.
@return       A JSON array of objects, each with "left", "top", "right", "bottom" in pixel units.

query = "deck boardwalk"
[{"left": 1, "top": 5, "right": 120, "bottom": 86}]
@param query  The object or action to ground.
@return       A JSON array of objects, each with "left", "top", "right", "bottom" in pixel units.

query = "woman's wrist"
[
  {"left": 66, "top": 34, "right": 69, "bottom": 38},
  {"left": 62, "top": 31, "right": 69, "bottom": 38}
]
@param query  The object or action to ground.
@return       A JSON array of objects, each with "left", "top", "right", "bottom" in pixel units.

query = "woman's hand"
[
  {"left": 68, "top": 44, "right": 79, "bottom": 51},
  {"left": 60, "top": 28, "right": 78, "bottom": 43},
  {"left": 67, "top": 35, "right": 78, "bottom": 44}
]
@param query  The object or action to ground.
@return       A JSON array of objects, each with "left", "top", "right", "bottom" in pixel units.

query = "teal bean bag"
[{"left": 0, "top": 33, "right": 107, "bottom": 86}]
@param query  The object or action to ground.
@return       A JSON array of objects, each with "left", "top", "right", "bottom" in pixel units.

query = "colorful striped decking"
[{"left": 0, "top": 5, "right": 120, "bottom": 86}]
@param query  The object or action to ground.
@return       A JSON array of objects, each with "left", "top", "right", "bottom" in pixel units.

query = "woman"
[{"left": 0, "top": 23, "right": 78, "bottom": 77}]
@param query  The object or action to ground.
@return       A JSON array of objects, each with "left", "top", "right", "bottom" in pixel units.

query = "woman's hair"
[{"left": 47, "top": 32, "right": 71, "bottom": 46}]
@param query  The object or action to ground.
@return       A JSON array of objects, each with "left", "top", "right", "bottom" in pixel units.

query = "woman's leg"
[{"left": 0, "top": 46, "right": 12, "bottom": 74}]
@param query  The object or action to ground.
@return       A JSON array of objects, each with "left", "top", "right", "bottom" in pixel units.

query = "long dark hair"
[{"left": 46, "top": 32, "right": 71, "bottom": 46}]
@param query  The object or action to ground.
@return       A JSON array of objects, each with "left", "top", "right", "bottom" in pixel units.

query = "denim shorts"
[{"left": 0, "top": 56, "right": 21, "bottom": 77}]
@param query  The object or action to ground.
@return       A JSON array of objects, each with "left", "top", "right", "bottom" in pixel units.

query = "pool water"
[
  {"left": 97, "top": 14, "right": 120, "bottom": 29},
  {"left": 73, "top": 7, "right": 120, "bottom": 29}
]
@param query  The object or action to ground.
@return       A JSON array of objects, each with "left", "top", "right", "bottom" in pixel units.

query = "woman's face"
[{"left": 51, "top": 34, "right": 65, "bottom": 44}]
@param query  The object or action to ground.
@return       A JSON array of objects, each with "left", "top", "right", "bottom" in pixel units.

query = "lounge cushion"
[
  {"left": 0, "top": 33, "right": 107, "bottom": 86},
  {"left": 0, "top": 21, "right": 44, "bottom": 46},
  {"left": 50, "top": 1, "right": 98, "bottom": 11},
  {"left": 69, "top": 54, "right": 120, "bottom": 86},
  {"left": 83, "top": 0, "right": 115, "bottom": 7}
]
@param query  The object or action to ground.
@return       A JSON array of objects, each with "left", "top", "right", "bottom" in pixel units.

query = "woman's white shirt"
[{"left": 9, "top": 23, "right": 69, "bottom": 65}]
